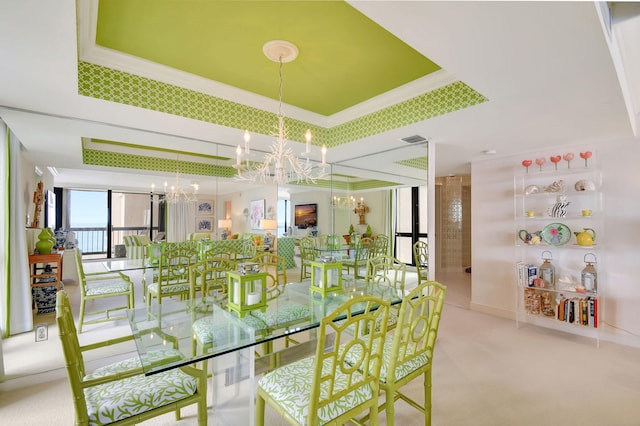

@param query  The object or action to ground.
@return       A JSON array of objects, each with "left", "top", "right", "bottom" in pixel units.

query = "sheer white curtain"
[
  {"left": 166, "top": 201, "right": 192, "bottom": 242},
  {"left": 0, "top": 120, "right": 32, "bottom": 337}
]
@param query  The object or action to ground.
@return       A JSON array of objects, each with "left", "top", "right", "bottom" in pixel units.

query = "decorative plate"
[{"left": 541, "top": 223, "right": 572, "bottom": 246}]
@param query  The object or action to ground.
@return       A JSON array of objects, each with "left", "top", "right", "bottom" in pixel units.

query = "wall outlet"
[{"left": 35, "top": 323, "right": 48, "bottom": 342}]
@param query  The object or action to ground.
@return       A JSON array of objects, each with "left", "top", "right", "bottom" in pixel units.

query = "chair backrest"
[
  {"left": 387, "top": 281, "right": 446, "bottom": 383},
  {"left": 308, "top": 295, "right": 390, "bottom": 424},
  {"left": 355, "top": 237, "right": 372, "bottom": 261},
  {"left": 73, "top": 249, "right": 89, "bottom": 295},
  {"left": 189, "top": 256, "right": 235, "bottom": 301},
  {"left": 413, "top": 240, "right": 429, "bottom": 279},
  {"left": 56, "top": 291, "right": 89, "bottom": 422},
  {"left": 250, "top": 253, "right": 287, "bottom": 288},
  {"left": 159, "top": 246, "right": 200, "bottom": 284},
  {"left": 369, "top": 234, "right": 389, "bottom": 258},
  {"left": 299, "top": 237, "right": 316, "bottom": 262},
  {"left": 366, "top": 254, "right": 406, "bottom": 293}
]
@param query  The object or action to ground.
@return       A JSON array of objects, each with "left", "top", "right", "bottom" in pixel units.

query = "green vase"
[{"left": 35, "top": 228, "right": 54, "bottom": 254}]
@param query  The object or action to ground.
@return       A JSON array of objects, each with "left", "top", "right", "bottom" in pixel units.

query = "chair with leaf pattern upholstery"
[
  {"left": 56, "top": 290, "right": 207, "bottom": 425},
  {"left": 146, "top": 245, "right": 199, "bottom": 309},
  {"left": 75, "top": 249, "right": 134, "bottom": 333},
  {"left": 346, "top": 280, "right": 447, "bottom": 426},
  {"left": 256, "top": 295, "right": 390, "bottom": 426}
]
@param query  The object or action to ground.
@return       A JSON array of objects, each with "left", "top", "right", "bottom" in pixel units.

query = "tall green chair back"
[
  {"left": 256, "top": 295, "right": 391, "bottom": 425},
  {"left": 413, "top": 240, "right": 429, "bottom": 284},
  {"left": 382, "top": 280, "right": 446, "bottom": 425}
]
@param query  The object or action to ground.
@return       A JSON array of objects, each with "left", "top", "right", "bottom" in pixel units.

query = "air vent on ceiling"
[{"left": 400, "top": 135, "right": 428, "bottom": 144}]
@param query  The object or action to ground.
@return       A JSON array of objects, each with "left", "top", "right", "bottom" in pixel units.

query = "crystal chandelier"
[
  {"left": 234, "top": 40, "right": 327, "bottom": 185},
  {"left": 152, "top": 156, "right": 199, "bottom": 204}
]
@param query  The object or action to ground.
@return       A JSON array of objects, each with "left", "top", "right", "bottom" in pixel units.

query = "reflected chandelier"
[
  {"left": 234, "top": 40, "right": 327, "bottom": 185},
  {"left": 152, "top": 156, "right": 199, "bottom": 204}
]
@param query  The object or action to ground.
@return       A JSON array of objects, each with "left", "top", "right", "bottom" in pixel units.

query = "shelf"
[{"left": 514, "top": 152, "right": 602, "bottom": 342}]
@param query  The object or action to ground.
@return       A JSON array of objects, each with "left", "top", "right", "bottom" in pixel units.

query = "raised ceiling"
[
  {"left": 95, "top": 0, "right": 441, "bottom": 116},
  {"left": 0, "top": 1, "right": 636, "bottom": 196}
]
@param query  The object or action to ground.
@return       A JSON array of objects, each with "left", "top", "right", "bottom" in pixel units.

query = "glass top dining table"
[{"left": 126, "top": 278, "right": 405, "bottom": 376}]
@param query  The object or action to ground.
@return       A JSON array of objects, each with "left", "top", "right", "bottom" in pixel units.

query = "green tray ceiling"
[{"left": 96, "top": 0, "right": 441, "bottom": 116}]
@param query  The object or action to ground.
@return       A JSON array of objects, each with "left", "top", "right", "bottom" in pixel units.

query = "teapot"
[
  {"left": 518, "top": 229, "right": 541, "bottom": 245},
  {"left": 574, "top": 228, "right": 596, "bottom": 246}
]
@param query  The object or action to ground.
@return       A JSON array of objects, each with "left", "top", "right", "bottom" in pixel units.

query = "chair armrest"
[{"left": 79, "top": 334, "right": 136, "bottom": 352}]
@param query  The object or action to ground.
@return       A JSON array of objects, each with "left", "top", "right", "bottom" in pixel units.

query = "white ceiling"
[{"left": 0, "top": 1, "right": 637, "bottom": 196}]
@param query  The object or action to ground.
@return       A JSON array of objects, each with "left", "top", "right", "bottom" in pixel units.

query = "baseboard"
[{"left": 469, "top": 302, "right": 516, "bottom": 321}]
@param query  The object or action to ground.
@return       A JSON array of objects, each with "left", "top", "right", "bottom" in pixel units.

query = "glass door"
[{"left": 394, "top": 185, "right": 428, "bottom": 265}]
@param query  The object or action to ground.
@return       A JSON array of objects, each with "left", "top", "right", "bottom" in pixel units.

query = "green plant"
[
  {"left": 348, "top": 224, "right": 355, "bottom": 235},
  {"left": 365, "top": 225, "right": 372, "bottom": 237}
]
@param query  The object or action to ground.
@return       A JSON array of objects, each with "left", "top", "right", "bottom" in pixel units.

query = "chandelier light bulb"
[
  {"left": 243, "top": 130, "right": 251, "bottom": 154},
  {"left": 305, "top": 129, "right": 312, "bottom": 153}
]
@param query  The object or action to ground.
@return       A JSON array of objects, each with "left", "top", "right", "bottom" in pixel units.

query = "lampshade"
[
  {"left": 260, "top": 219, "right": 277, "bottom": 231},
  {"left": 218, "top": 219, "right": 232, "bottom": 229}
]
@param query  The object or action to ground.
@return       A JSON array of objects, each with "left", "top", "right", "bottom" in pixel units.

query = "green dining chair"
[
  {"left": 413, "top": 240, "right": 429, "bottom": 285},
  {"left": 75, "top": 249, "right": 134, "bottom": 333},
  {"left": 298, "top": 236, "right": 315, "bottom": 280},
  {"left": 256, "top": 295, "right": 391, "bottom": 426},
  {"left": 188, "top": 255, "right": 236, "bottom": 303},
  {"left": 56, "top": 290, "right": 208, "bottom": 425},
  {"left": 346, "top": 280, "right": 447, "bottom": 426},
  {"left": 342, "top": 236, "right": 372, "bottom": 279},
  {"left": 147, "top": 246, "right": 199, "bottom": 309},
  {"left": 366, "top": 254, "right": 406, "bottom": 331}
]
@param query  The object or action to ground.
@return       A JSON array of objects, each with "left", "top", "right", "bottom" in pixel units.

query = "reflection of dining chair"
[
  {"left": 188, "top": 256, "right": 236, "bottom": 302},
  {"left": 366, "top": 254, "right": 406, "bottom": 330},
  {"left": 298, "top": 237, "right": 315, "bottom": 281},
  {"left": 147, "top": 246, "right": 199, "bottom": 308},
  {"left": 345, "top": 281, "right": 446, "bottom": 426},
  {"left": 256, "top": 295, "right": 390, "bottom": 426},
  {"left": 370, "top": 234, "right": 389, "bottom": 257},
  {"left": 342, "top": 237, "right": 372, "bottom": 279},
  {"left": 56, "top": 291, "right": 208, "bottom": 425},
  {"left": 250, "top": 253, "right": 287, "bottom": 292},
  {"left": 75, "top": 249, "right": 134, "bottom": 333},
  {"left": 413, "top": 240, "right": 429, "bottom": 284}
]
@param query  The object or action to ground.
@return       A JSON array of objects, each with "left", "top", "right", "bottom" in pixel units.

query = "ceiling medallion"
[{"left": 234, "top": 40, "right": 327, "bottom": 185}]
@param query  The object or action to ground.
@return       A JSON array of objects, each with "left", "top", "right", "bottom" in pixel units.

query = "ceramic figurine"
[{"left": 550, "top": 195, "right": 570, "bottom": 218}]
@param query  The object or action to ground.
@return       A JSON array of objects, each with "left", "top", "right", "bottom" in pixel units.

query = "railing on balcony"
[{"left": 70, "top": 226, "right": 159, "bottom": 256}]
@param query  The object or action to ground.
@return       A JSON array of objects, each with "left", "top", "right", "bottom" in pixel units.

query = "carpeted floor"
[{"left": 3, "top": 265, "right": 640, "bottom": 425}]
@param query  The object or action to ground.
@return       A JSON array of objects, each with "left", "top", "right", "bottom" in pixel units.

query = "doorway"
[{"left": 435, "top": 175, "right": 471, "bottom": 307}]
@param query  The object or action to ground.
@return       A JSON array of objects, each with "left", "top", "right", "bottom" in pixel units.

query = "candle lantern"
[
  {"left": 227, "top": 267, "right": 267, "bottom": 317},
  {"left": 310, "top": 260, "right": 343, "bottom": 295},
  {"left": 538, "top": 250, "right": 555, "bottom": 289},
  {"left": 581, "top": 253, "right": 598, "bottom": 294}
]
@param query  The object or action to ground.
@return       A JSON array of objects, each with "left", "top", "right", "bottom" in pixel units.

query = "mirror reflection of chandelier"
[
  {"left": 234, "top": 40, "right": 327, "bottom": 185},
  {"left": 152, "top": 155, "right": 199, "bottom": 204},
  {"left": 331, "top": 195, "right": 359, "bottom": 209}
]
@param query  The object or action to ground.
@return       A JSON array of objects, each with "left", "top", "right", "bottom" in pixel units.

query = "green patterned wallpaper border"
[
  {"left": 395, "top": 156, "right": 428, "bottom": 170},
  {"left": 91, "top": 138, "right": 229, "bottom": 161},
  {"left": 83, "top": 148, "right": 238, "bottom": 178},
  {"left": 78, "top": 61, "right": 487, "bottom": 149}
]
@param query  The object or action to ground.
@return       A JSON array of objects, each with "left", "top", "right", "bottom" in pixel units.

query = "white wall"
[{"left": 471, "top": 139, "right": 640, "bottom": 347}]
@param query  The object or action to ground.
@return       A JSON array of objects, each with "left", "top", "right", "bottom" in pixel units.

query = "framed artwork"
[
  {"left": 196, "top": 217, "right": 213, "bottom": 232},
  {"left": 196, "top": 199, "right": 213, "bottom": 215},
  {"left": 250, "top": 199, "right": 265, "bottom": 230}
]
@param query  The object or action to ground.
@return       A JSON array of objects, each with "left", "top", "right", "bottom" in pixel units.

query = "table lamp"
[{"left": 218, "top": 219, "right": 232, "bottom": 240}]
